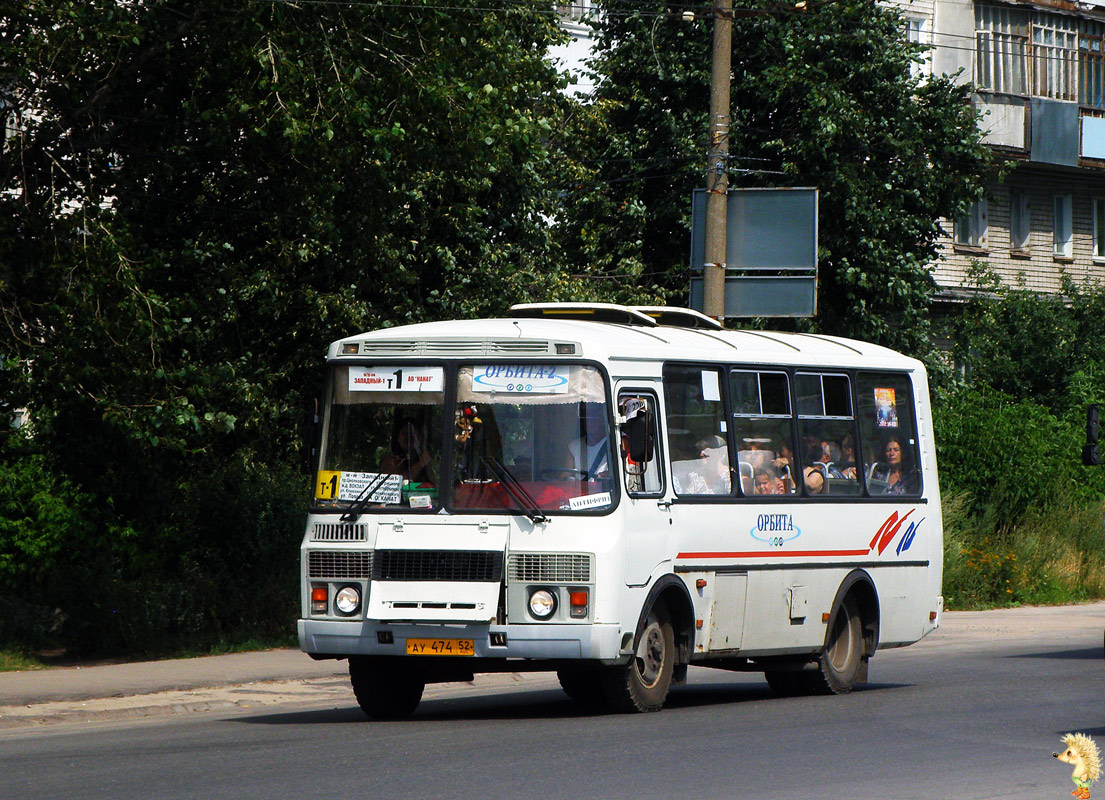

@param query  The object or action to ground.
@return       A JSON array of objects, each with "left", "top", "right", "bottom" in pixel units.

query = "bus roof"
[{"left": 329, "top": 305, "right": 921, "bottom": 372}]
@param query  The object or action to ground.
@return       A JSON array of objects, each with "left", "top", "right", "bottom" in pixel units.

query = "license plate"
[{"left": 405, "top": 638, "right": 475, "bottom": 656}]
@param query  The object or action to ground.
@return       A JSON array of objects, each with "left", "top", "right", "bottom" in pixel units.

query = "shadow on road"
[
  {"left": 1013, "top": 646, "right": 1103, "bottom": 661},
  {"left": 231, "top": 677, "right": 911, "bottom": 726}
]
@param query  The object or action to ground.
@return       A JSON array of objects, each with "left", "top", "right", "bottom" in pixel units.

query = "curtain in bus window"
[
  {"left": 730, "top": 370, "right": 797, "bottom": 496},
  {"left": 795, "top": 373, "right": 860, "bottom": 496},
  {"left": 664, "top": 367, "right": 732, "bottom": 496},
  {"left": 856, "top": 373, "right": 922, "bottom": 497}
]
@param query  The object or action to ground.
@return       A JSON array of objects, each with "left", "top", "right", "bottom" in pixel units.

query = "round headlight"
[
  {"left": 334, "top": 585, "right": 362, "bottom": 615},
  {"left": 528, "top": 589, "right": 557, "bottom": 620}
]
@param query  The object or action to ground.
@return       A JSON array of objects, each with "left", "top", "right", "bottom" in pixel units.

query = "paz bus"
[{"left": 298, "top": 303, "right": 943, "bottom": 718}]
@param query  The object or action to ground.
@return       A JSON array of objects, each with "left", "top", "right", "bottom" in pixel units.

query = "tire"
[
  {"left": 805, "top": 594, "right": 864, "bottom": 695},
  {"left": 557, "top": 668, "right": 608, "bottom": 711},
  {"left": 349, "top": 657, "right": 425, "bottom": 720},
  {"left": 600, "top": 603, "right": 676, "bottom": 713}
]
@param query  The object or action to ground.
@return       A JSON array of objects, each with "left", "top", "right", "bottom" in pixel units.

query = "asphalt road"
[{"left": 3, "top": 603, "right": 1104, "bottom": 800}]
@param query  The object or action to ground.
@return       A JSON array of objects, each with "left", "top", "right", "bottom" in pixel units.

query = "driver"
[{"left": 564, "top": 403, "right": 611, "bottom": 481}]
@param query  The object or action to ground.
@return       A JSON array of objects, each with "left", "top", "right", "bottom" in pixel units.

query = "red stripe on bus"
[{"left": 676, "top": 549, "right": 872, "bottom": 559}]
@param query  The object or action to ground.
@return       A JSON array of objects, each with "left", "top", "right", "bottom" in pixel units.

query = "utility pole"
[{"left": 702, "top": 0, "right": 733, "bottom": 322}]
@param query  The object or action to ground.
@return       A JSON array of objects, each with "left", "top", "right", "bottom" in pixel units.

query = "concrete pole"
[{"left": 702, "top": 0, "right": 732, "bottom": 322}]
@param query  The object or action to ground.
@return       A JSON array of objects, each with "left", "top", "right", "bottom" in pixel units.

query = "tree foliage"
[
  {"left": 0, "top": 0, "right": 584, "bottom": 654},
  {"left": 556, "top": 0, "right": 995, "bottom": 352}
]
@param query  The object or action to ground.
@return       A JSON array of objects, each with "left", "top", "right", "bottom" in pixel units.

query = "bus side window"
[
  {"left": 795, "top": 373, "right": 860, "bottom": 496},
  {"left": 663, "top": 367, "right": 732, "bottom": 496},
  {"left": 730, "top": 370, "right": 797, "bottom": 496},
  {"left": 855, "top": 373, "right": 922, "bottom": 497},
  {"left": 619, "top": 392, "right": 663, "bottom": 495}
]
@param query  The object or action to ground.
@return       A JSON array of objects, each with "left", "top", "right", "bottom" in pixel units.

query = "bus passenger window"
[
  {"left": 664, "top": 367, "right": 732, "bottom": 496},
  {"left": 731, "top": 370, "right": 796, "bottom": 496},
  {"left": 856, "top": 373, "right": 922, "bottom": 496},
  {"left": 795, "top": 373, "right": 860, "bottom": 496}
]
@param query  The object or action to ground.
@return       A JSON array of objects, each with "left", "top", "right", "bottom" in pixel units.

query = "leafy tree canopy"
[
  {"left": 556, "top": 0, "right": 995, "bottom": 353},
  {"left": 1, "top": 0, "right": 582, "bottom": 498}
]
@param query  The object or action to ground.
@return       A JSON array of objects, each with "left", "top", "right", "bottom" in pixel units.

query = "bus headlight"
[
  {"left": 528, "top": 589, "right": 557, "bottom": 620},
  {"left": 334, "top": 585, "right": 362, "bottom": 616}
]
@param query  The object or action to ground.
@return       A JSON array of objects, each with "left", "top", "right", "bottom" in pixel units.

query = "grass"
[
  {"left": 943, "top": 488, "right": 1105, "bottom": 609},
  {"left": 0, "top": 633, "right": 299, "bottom": 672}
]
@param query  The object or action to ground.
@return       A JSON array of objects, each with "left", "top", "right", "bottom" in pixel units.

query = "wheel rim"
[
  {"left": 635, "top": 617, "right": 666, "bottom": 688},
  {"left": 826, "top": 605, "right": 858, "bottom": 673}
]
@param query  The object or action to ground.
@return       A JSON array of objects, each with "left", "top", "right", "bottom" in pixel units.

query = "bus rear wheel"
[
  {"left": 601, "top": 603, "right": 675, "bottom": 713},
  {"left": 349, "top": 657, "right": 425, "bottom": 720},
  {"left": 806, "top": 594, "right": 864, "bottom": 695}
]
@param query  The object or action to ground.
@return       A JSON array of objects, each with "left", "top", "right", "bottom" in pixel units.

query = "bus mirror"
[
  {"left": 302, "top": 397, "right": 320, "bottom": 476},
  {"left": 1084, "top": 404, "right": 1101, "bottom": 466},
  {"left": 621, "top": 402, "right": 652, "bottom": 465}
]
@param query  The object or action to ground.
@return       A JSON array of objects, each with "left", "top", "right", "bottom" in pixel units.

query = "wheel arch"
[
  {"left": 636, "top": 574, "right": 696, "bottom": 667},
  {"left": 826, "top": 569, "right": 880, "bottom": 658}
]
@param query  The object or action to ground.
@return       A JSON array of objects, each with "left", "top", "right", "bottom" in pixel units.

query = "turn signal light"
[
  {"left": 569, "top": 590, "right": 588, "bottom": 618},
  {"left": 311, "top": 586, "right": 328, "bottom": 614}
]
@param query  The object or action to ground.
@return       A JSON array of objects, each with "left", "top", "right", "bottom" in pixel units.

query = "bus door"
[{"left": 616, "top": 387, "right": 672, "bottom": 587}]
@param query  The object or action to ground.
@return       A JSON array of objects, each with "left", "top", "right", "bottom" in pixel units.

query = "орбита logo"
[{"left": 1055, "top": 733, "right": 1102, "bottom": 799}]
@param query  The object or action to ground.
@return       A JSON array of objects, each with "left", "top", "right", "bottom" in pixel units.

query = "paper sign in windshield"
[
  {"left": 569, "top": 491, "right": 611, "bottom": 511},
  {"left": 472, "top": 365, "right": 569, "bottom": 394},
  {"left": 349, "top": 366, "right": 444, "bottom": 392},
  {"left": 335, "top": 471, "right": 403, "bottom": 504}
]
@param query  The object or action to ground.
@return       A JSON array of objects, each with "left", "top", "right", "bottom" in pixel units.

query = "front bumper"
[{"left": 299, "top": 618, "right": 623, "bottom": 662}]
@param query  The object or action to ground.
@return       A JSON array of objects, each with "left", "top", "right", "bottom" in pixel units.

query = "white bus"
[{"left": 299, "top": 303, "right": 943, "bottom": 717}]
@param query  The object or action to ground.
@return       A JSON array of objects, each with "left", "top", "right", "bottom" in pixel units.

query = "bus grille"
[
  {"left": 311, "top": 523, "right": 368, "bottom": 542},
  {"left": 307, "top": 551, "right": 373, "bottom": 579},
  {"left": 508, "top": 553, "right": 592, "bottom": 583},
  {"left": 373, "top": 550, "right": 503, "bottom": 582}
]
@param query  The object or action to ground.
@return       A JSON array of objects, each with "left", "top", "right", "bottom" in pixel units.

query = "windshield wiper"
[
  {"left": 480, "top": 455, "right": 549, "bottom": 525},
  {"left": 340, "top": 471, "right": 395, "bottom": 523}
]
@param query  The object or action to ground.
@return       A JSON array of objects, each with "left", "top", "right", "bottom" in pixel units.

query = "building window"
[
  {"left": 1010, "top": 190, "right": 1030, "bottom": 251},
  {"left": 1094, "top": 198, "right": 1105, "bottom": 260},
  {"left": 556, "top": 0, "right": 590, "bottom": 22},
  {"left": 1032, "top": 16, "right": 1079, "bottom": 101},
  {"left": 976, "top": 4, "right": 1029, "bottom": 95},
  {"left": 1080, "top": 22, "right": 1105, "bottom": 109},
  {"left": 1054, "top": 194, "right": 1073, "bottom": 257},
  {"left": 906, "top": 17, "right": 931, "bottom": 77},
  {"left": 955, "top": 200, "right": 988, "bottom": 249}
]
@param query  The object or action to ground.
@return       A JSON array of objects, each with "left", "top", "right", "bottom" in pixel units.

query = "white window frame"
[
  {"left": 1054, "top": 194, "right": 1074, "bottom": 258},
  {"left": 906, "top": 17, "right": 932, "bottom": 77},
  {"left": 1010, "top": 190, "right": 1030, "bottom": 251}
]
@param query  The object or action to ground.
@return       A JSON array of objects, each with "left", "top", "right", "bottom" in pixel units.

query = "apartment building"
[{"left": 894, "top": 0, "right": 1105, "bottom": 304}]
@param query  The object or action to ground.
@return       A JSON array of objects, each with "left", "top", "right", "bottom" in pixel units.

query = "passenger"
[
  {"left": 870, "top": 437, "right": 915, "bottom": 494},
  {"left": 802, "top": 440, "right": 826, "bottom": 495},
  {"left": 696, "top": 435, "right": 732, "bottom": 494},
  {"left": 771, "top": 442, "right": 797, "bottom": 493},
  {"left": 839, "top": 434, "right": 858, "bottom": 478},
  {"left": 753, "top": 467, "right": 786, "bottom": 495}
]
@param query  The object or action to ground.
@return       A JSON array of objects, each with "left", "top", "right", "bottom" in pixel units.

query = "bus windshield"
[
  {"left": 314, "top": 363, "right": 615, "bottom": 514},
  {"left": 452, "top": 364, "right": 614, "bottom": 514}
]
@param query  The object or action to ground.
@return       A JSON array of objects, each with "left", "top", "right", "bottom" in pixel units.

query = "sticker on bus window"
[
  {"left": 701, "top": 370, "right": 721, "bottom": 402},
  {"left": 874, "top": 388, "right": 899, "bottom": 428},
  {"left": 471, "top": 365, "right": 569, "bottom": 394},
  {"left": 314, "top": 470, "right": 402, "bottom": 504},
  {"left": 349, "top": 366, "right": 444, "bottom": 392},
  {"left": 568, "top": 492, "right": 611, "bottom": 511}
]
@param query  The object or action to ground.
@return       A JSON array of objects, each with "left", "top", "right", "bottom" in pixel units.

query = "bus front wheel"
[
  {"left": 349, "top": 657, "right": 425, "bottom": 720},
  {"left": 601, "top": 603, "right": 675, "bottom": 713}
]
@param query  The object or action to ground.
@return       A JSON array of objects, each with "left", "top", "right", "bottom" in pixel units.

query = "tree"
[
  {"left": 0, "top": 0, "right": 582, "bottom": 654},
  {"left": 555, "top": 0, "right": 995, "bottom": 352}
]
